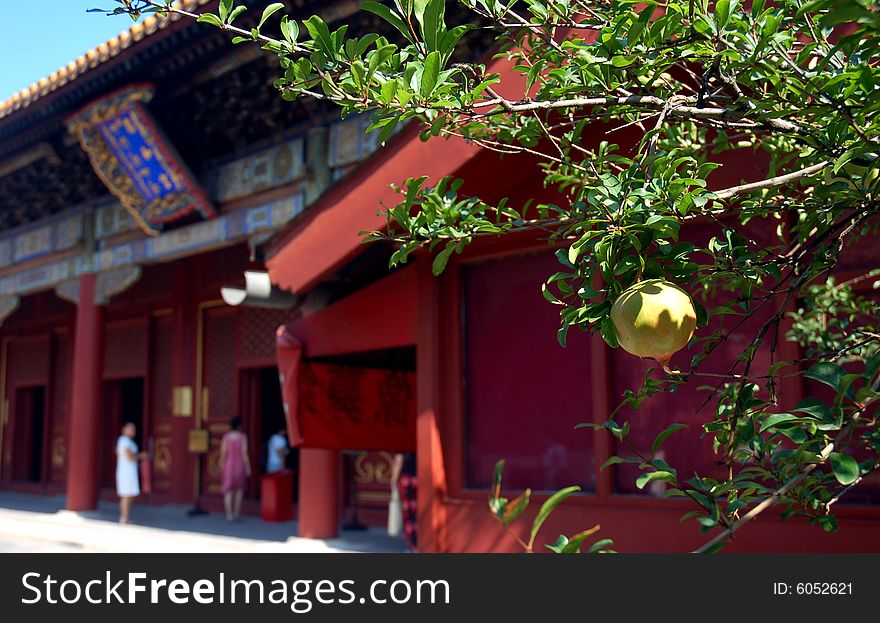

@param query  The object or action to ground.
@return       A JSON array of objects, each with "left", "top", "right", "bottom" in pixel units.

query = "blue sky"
[{"left": 0, "top": 1, "right": 134, "bottom": 100}]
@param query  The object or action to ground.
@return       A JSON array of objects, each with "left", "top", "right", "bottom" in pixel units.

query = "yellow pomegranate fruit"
[{"left": 610, "top": 279, "right": 697, "bottom": 372}]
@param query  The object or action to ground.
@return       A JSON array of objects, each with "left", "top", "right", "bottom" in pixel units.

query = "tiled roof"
[{"left": 0, "top": 0, "right": 212, "bottom": 121}]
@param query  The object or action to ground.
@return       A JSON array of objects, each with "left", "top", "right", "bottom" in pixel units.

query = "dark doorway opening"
[
  {"left": 12, "top": 386, "right": 46, "bottom": 483},
  {"left": 258, "top": 367, "right": 287, "bottom": 451},
  {"left": 241, "top": 367, "right": 298, "bottom": 501},
  {"left": 101, "top": 378, "right": 145, "bottom": 489}
]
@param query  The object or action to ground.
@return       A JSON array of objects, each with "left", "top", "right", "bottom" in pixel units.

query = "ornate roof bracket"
[
  {"left": 0, "top": 296, "right": 19, "bottom": 327},
  {"left": 55, "top": 266, "right": 142, "bottom": 306}
]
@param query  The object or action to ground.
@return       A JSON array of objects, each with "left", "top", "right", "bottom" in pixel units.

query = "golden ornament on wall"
[
  {"left": 153, "top": 438, "right": 172, "bottom": 474},
  {"left": 51, "top": 436, "right": 66, "bottom": 468}
]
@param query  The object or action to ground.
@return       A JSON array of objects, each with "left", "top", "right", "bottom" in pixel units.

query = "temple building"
[{"left": 0, "top": 0, "right": 877, "bottom": 552}]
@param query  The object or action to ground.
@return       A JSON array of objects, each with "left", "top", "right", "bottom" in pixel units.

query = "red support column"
[
  {"left": 416, "top": 258, "right": 449, "bottom": 553},
  {"left": 169, "top": 261, "right": 199, "bottom": 504},
  {"left": 65, "top": 274, "right": 105, "bottom": 511},
  {"left": 298, "top": 448, "right": 340, "bottom": 539}
]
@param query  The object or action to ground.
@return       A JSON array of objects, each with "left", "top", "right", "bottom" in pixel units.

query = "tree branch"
[
  {"left": 470, "top": 94, "right": 808, "bottom": 135},
  {"left": 712, "top": 161, "right": 830, "bottom": 200},
  {"left": 138, "top": 0, "right": 305, "bottom": 52},
  {"left": 825, "top": 461, "right": 880, "bottom": 514}
]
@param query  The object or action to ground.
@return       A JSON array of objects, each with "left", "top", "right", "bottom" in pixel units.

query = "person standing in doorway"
[
  {"left": 266, "top": 426, "right": 289, "bottom": 474},
  {"left": 220, "top": 416, "right": 251, "bottom": 522},
  {"left": 116, "top": 422, "right": 146, "bottom": 524}
]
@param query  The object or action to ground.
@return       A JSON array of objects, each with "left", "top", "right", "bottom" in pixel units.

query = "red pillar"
[
  {"left": 169, "top": 260, "right": 199, "bottom": 504},
  {"left": 65, "top": 273, "right": 105, "bottom": 511},
  {"left": 298, "top": 448, "right": 340, "bottom": 539},
  {"left": 416, "top": 258, "right": 448, "bottom": 552}
]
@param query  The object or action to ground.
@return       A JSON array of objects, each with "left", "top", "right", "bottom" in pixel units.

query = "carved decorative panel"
[{"left": 104, "top": 320, "right": 147, "bottom": 377}]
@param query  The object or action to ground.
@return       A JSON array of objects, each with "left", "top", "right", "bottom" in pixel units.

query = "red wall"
[
  {"left": 416, "top": 224, "right": 880, "bottom": 553},
  {"left": 435, "top": 496, "right": 880, "bottom": 553}
]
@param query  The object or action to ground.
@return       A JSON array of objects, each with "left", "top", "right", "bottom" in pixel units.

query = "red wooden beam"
[{"left": 291, "top": 266, "right": 418, "bottom": 357}]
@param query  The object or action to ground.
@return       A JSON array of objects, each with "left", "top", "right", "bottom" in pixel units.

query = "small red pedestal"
[{"left": 261, "top": 469, "right": 294, "bottom": 522}]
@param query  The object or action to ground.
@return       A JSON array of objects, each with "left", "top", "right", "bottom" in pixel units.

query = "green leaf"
[
  {"left": 561, "top": 525, "right": 602, "bottom": 553},
  {"left": 196, "top": 13, "right": 223, "bottom": 28},
  {"left": 805, "top": 362, "right": 845, "bottom": 390},
  {"left": 715, "top": 0, "right": 731, "bottom": 30},
  {"left": 368, "top": 44, "right": 397, "bottom": 77},
  {"left": 599, "top": 316, "right": 619, "bottom": 348},
  {"left": 259, "top": 2, "right": 285, "bottom": 28},
  {"left": 420, "top": 50, "right": 441, "bottom": 98},
  {"left": 792, "top": 397, "right": 835, "bottom": 428},
  {"left": 219, "top": 0, "right": 233, "bottom": 22},
  {"left": 432, "top": 242, "right": 454, "bottom": 275},
  {"left": 605, "top": 419, "right": 630, "bottom": 441},
  {"left": 832, "top": 146, "right": 872, "bottom": 174},
  {"left": 228, "top": 5, "right": 247, "bottom": 25},
  {"left": 636, "top": 470, "right": 676, "bottom": 489},
  {"left": 791, "top": 397, "right": 827, "bottom": 418},
  {"left": 529, "top": 486, "right": 581, "bottom": 547},
  {"left": 557, "top": 322, "right": 569, "bottom": 348},
  {"left": 280, "top": 16, "right": 299, "bottom": 44},
  {"left": 545, "top": 535, "right": 569, "bottom": 553},
  {"left": 829, "top": 452, "right": 859, "bottom": 485},
  {"left": 491, "top": 459, "right": 504, "bottom": 499},
  {"left": 795, "top": 0, "right": 831, "bottom": 18},
  {"left": 772, "top": 426, "right": 808, "bottom": 444},
  {"left": 379, "top": 79, "right": 400, "bottom": 105},
  {"left": 865, "top": 351, "right": 880, "bottom": 378},
  {"left": 498, "top": 489, "right": 531, "bottom": 526},
  {"left": 377, "top": 116, "right": 400, "bottom": 145},
  {"left": 759, "top": 413, "right": 801, "bottom": 432},
  {"left": 651, "top": 423, "right": 688, "bottom": 455},
  {"left": 600, "top": 456, "right": 638, "bottom": 470},
  {"left": 818, "top": 514, "right": 839, "bottom": 533},
  {"left": 413, "top": 0, "right": 431, "bottom": 20},
  {"left": 303, "top": 15, "right": 333, "bottom": 57},
  {"left": 587, "top": 538, "right": 615, "bottom": 553},
  {"left": 361, "top": 1, "right": 417, "bottom": 46},
  {"left": 440, "top": 24, "right": 471, "bottom": 61},
  {"left": 419, "top": 0, "right": 446, "bottom": 52}
]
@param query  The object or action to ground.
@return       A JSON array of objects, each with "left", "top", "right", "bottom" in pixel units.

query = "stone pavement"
[{"left": 0, "top": 492, "right": 406, "bottom": 553}]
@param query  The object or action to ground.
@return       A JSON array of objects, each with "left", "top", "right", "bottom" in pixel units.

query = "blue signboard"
[{"left": 68, "top": 84, "right": 214, "bottom": 236}]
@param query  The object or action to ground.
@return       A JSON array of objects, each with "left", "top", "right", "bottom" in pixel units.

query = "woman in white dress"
[{"left": 116, "top": 422, "right": 146, "bottom": 524}]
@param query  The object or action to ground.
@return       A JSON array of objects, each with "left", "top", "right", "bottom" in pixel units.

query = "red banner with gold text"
[{"left": 294, "top": 363, "right": 416, "bottom": 452}]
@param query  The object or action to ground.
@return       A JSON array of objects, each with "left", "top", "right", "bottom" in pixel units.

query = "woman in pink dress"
[{"left": 220, "top": 416, "right": 251, "bottom": 521}]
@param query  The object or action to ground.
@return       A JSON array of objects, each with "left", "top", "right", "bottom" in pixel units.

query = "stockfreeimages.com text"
[{"left": 21, "top": 572, "right": 450, "bottom": 613}]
